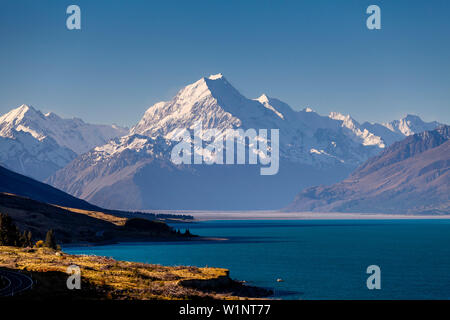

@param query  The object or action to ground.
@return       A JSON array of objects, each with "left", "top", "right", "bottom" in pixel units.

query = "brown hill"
[
  {"left": 0, "top": 163, "right": 101, "bottom": 211},
  {"left": 0, "top": 193, "right": 188, "bottom": 244},
  {"left": 0, "top": 163, "right": 193, "bottom": 222}
]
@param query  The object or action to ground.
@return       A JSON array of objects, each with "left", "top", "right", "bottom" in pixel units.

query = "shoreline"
[
  {"left": 62, "top": 236, "right": 229, "bottom": 248},
  {"left": 62, "top": 212, "right": 450, "bottom": 248},
  {"left": 166, "top": 211, "right": 450, "bottom": 221}
]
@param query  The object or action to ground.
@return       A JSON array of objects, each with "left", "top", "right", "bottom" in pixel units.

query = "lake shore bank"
[
  {"left": 0, "top": 246, "right": 272, "bottom": 300},
  {"left": 62, "top": 236, "right": 230, "bottom": 248},
  {"left": 151, "top": 211, "right": 450, "bottom": 221}
]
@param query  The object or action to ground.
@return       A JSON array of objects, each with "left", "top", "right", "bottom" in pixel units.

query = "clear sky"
[{"left": 0, "top": 0, "right": 449, "bottom": 127}]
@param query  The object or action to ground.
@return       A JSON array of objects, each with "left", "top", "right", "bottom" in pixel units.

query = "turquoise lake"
[{"left": 63, "top": 219, "right": 450, "bottom": 299}]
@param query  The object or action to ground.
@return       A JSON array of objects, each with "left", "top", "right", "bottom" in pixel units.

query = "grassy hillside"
[
  {"left": 0, "top": 193, "right": 191, "bottom": 244},
  {"left": 0, "top": 246, "right": 272, "bottom": 300}
]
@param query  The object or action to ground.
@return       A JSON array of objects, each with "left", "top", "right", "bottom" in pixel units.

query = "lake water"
[{"left": 63, "top": 219, "right": 450, "bottom": 299}]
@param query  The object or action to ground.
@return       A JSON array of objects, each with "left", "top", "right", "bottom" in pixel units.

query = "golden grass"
[
  {"left": 54, "top": 206, "right": 128, "bottom": 226},
  {"left": 0, "top": 246, "right": 243, "bottom": 300}
]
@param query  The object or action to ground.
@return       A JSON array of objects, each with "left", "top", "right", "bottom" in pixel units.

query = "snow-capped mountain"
[
  {"left": 131, "top": 74, "right": 386, "bottom": 166},
  {"left": 359, "top": 114, "right": 442, "bottom": 146},
  {"left": 0, "top": 104, "right": 128, "bottom": 154},
  {"left": 0, "top": 129, "right": 76, "bottom": 181},
  {"left": 48, "top": 74, "right": 443, "bottom": 210},
  {"left": 328, "top": 112, "right": 385, "bottom": 148},
  {"left": 0, "top": 104, "right": 128, "bottom": 180},
  {"left": 383, "top": 114, "right": 441, "bottom": 137}
]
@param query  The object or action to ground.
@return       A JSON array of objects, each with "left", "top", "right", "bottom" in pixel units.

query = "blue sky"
[{"left": 0, "top": 0, "right": 449, "bottom": 127}]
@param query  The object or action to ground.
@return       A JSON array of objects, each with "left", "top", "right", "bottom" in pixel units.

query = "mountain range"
[
  {"left": 0, "top": 104, "right": 128, "bottom": 180},
  {"left": 287, "top": 126, "right": 450, "bottom": 214},
  {"left": 39, "top": 74, "right": 444, "bottom": 210}
]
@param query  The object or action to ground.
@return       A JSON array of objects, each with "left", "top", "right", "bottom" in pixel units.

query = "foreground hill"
[
  {"left": 287, "top": 126, "right": 450, "bottom": 214},
  {"left": 0, "top": 247, "right": 272, "bottom": 299},
  {"left": 0, "top": 193, "right": 187, "bottom": 244},
  {"left": 0, "top": 164, "right": 102, "bottom": 211},
  {"left": 0, "top": 156, "right": 192, "bottom": 245},
  {"left": 0, "top": 163, "right": 192, "bottom": 222}
]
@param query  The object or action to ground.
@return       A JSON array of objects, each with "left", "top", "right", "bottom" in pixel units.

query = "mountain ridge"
[
  {"left": 286, "top": 125, "right": 450, "bottom": 214},
  {"left": 47, "top": 74, "right": 445, "bottom": 210},
  {"left": 0, "top": 104, "right": 128, "bottom": 180}
]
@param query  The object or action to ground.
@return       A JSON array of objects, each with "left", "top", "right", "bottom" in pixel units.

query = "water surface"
[{"left": 64, "top": 219, "right": 450, "bottom": 299}]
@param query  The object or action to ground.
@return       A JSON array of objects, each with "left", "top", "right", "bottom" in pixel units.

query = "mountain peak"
[
  {"left": 256, "top": 94, "right": 270, "bottom": 103},
  {"left": 329, "top": 112, "right": 350, "bottom": 121},
  {"left": 17, "top": 104, "right": 31, "bottom": 112},
  {"left": 254, "top": 94, "right": 286, "bottom": 119},
  {"left": 0, "top": 104, "right": 41, "bottom": 125},
  {"left": 44, "top": 111, "right": 61, "bottom": 120},
  {"left": 383, "top": 114, "right": 442, "bottom": 137},
  {"left": 208, "top": 73, "right": 224, "bottom": 80},
  {"left": 404, "top": 113, "right": 420, "bottom": 118},
  {"left": 0, "top": 104, "right": 128, "bottom": 160},
  {"left": 177, "top": 73, "right": 231, "bottom": 97},
  {"left": 401, "top": 114, "right": 425, "bottom": 124}
]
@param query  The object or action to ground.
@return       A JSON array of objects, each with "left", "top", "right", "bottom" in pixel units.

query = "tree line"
[{"left": 0, "top": 213, "right": 58, "bottom": 249}]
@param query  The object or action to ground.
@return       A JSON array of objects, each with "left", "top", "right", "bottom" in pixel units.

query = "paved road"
[{"left": 0, "top": 269, "right": 34, "bottom": 297}]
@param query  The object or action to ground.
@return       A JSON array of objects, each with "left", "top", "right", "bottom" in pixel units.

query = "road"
[{"left": 0, "top": 269, "right": 34, "bottom": 297}]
